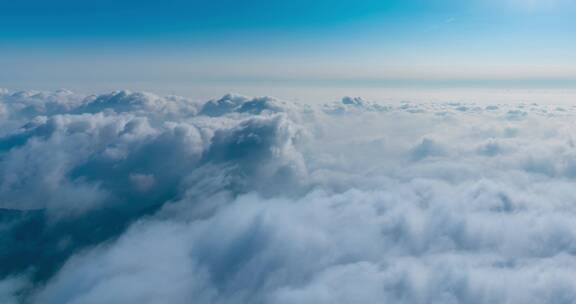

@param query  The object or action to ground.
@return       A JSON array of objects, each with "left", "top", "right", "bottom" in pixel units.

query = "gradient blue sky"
[{"left": 2, "top": 0, "right": 576, "bottom": 96}]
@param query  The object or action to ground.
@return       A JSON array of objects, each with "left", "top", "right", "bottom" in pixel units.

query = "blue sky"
[{"left": 2, "top": 0, "right": 576, "bottom": 95}]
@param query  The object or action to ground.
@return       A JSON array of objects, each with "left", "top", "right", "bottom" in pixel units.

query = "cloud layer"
[{"left": 2, "top": 89, "right": 576, "bottom": 303}]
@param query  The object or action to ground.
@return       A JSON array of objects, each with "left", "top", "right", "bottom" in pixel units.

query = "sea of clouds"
[{"left": 2, "top": 89, "right": 576, "bottom": 303}]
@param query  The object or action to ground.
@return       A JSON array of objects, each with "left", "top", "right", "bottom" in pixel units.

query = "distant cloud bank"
[{"left": 2, "top": 89, "right": 576, "bottom": 303}]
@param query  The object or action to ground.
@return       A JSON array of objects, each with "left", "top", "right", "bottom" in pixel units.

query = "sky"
[
  {"left": 6, "top": 3, "right": 576, "bottom": 302},
  {"left": 2, "top": 0, "right": 576, "bottom": 99}
]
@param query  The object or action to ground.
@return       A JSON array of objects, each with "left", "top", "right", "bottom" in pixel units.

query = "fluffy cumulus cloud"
[{"left": 2, "top": 89, "right": 576, "bottom": 303}]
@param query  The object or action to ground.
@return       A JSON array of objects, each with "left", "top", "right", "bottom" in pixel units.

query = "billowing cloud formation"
[{"left": 2, "top": 90, "right": 576, "bottom": 303}]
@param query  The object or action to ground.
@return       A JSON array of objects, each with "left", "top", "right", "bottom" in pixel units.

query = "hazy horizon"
[{"left": 3, "top": 0, "right": 576, "bottom": 93}]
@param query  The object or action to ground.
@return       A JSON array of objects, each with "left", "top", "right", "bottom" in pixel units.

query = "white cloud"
[{"left": 2, "top": 89, "right": 576, "bottom": 303}]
